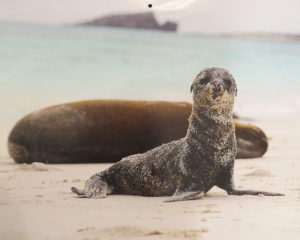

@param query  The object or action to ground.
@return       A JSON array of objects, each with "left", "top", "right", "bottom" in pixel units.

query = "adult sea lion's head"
[{"left": 190, "top": 67, "right": 237, "bottom": 108}]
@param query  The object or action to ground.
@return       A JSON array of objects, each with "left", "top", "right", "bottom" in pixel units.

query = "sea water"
[{"left": 0, "top": 22, "right": 300, "bottom": 157}]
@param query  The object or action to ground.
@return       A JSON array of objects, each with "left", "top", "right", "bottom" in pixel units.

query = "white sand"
[{"left": 1, "top": 118, "right": 300, "bottom": 240}]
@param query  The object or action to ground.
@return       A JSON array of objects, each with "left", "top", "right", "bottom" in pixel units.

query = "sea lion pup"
[{"left": 71, "top": 67, "right": 283, "bottom": 202}]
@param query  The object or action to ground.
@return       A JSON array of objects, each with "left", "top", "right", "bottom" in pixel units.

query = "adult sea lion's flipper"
[{"left": 235, "top": 122, "right": 268, "bottom": 159}]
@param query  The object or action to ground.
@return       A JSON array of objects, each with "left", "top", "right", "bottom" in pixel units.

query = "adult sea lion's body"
[
  {"left": 8, "top": 101, "right": 267, "bottom": 164},
  {"left": 71, "top": 67, "right": 283, "bottom": 201},
  {"left": 8, "top": 100, "right": 191, "bottom": 163}
]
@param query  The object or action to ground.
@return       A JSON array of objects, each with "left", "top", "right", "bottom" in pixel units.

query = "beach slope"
[{"left": 0, "top": 118, "right": 299, "bottom": 240}]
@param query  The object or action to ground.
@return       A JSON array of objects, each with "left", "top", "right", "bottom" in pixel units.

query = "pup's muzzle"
[{"left": 209, "top": 79, "right": 225, "bottom": 99}]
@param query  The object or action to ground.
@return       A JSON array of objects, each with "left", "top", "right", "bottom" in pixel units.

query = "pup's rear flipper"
[{"left": 71, "top": 187, "right": 85, "bottom": 196}]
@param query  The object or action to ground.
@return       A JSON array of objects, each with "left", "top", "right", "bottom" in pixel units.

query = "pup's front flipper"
[
  {"left": 165, "top": 191, "right": 204, "bottom": 202},
  {"left": 228, "top": 189, "right": 284, "bottom": 196}
]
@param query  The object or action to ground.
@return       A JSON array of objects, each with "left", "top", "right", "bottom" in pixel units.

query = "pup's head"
[{"left": 190, "top": 68, "right": 237, "bottom": 108}]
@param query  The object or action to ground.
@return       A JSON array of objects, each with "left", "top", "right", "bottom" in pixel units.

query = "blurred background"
[{"left": 0, "top": 0, "right": 300, "bottom": 157}]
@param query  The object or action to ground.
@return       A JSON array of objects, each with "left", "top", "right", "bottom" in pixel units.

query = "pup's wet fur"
[{"left": 72, "top": 67, "right": 284, "bottom": 202}]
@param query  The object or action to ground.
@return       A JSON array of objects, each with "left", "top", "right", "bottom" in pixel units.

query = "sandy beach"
[{"left": 1, "top": 116, "right": 299, "bottom": 240}]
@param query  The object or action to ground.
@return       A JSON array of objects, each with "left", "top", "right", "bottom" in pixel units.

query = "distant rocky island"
[{"left": 78, "top": 12, "right": 177, "bottom": 32}]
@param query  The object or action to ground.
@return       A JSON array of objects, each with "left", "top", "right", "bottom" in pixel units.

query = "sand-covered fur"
[{"left": 72, "top": 68, "right": 283, "bottom": 201}]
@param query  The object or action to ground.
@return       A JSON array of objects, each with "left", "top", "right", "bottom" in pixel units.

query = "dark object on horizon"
[
  {"left": 8, "top": 100, "right": 268, "bottom": 164},
  {"left": 78, "top": 12, "right": 177, "bottom": 32}
]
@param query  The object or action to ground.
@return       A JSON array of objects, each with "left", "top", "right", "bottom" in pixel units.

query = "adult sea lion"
[
  {"left": 8, "top": 100, "right": 268, "bottom": 164},
  {"left": 71, "top": 67, "right": 283, "bottom": 201}
]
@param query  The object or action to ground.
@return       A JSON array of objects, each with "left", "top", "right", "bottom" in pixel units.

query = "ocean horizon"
[{"left": 1, "top": 21, "right": 300, "bottom": 157}]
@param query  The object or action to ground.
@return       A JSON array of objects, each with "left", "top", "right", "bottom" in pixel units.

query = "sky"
[{"left": 0, "top": 0, "right": 299, "bottom": 34}]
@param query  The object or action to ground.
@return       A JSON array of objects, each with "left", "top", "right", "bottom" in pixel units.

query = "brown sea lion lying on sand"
[{"left": 8, "top": 100, "right": 268, "bottom": 164}]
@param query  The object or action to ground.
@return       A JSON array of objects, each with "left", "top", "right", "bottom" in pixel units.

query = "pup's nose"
[
  {"left": 211, "top": 79, "right": 225, "bottom": 99},
  {"left": 215, "top": 83, "right": 223, "bottom": 93},
  {"left": 212, "top": 80, "right": 224, "bottom": 90},
  {"left": 211, "top": 79, "right": 223, "bottom": 87}
]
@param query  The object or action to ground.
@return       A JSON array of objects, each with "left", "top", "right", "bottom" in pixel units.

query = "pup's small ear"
[
  {"left": 190, "top": 83, "right": 194, "bottom": 93},
  {"left": 233, "top": 81, "right": 237, "bottom": 96}
]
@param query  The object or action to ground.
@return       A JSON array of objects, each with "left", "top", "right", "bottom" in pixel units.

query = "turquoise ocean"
[{"left": 1, "top": 22, "right": 300, "bottom": 157}]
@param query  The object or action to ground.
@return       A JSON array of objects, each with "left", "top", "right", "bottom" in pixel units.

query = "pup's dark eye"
[
  {"left": 200, "top": 77, "right": 210, "bottom": 85},
  {"left": 224, "top": 78, "right": 232, "bottom": 88}
]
